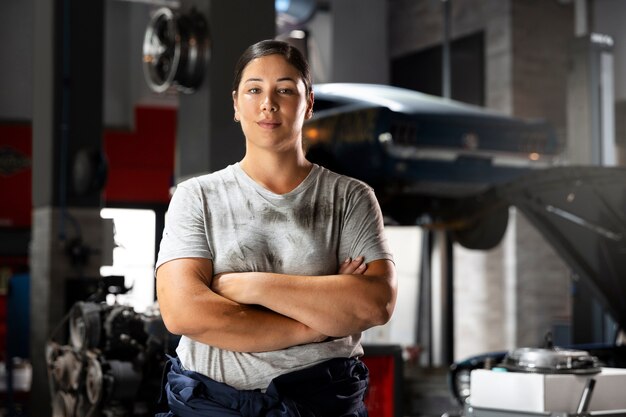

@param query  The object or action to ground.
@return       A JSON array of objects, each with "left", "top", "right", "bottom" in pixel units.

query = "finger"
[
  {"left": 339, "top": 256, "right": 365, "bottom": 274},
  {"left": 341, "top": 257, "right": 362, "bottom": 274},
  {"left": 337, "top": 257, "right": 352, "bottom": 274},
  {"left": 354, "top": 262, "right": 368, "bottom": 275}
]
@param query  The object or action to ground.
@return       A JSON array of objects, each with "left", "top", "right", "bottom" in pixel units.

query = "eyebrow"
[{"left": 244, "top": 77, "right": 298, "bottom": 84}]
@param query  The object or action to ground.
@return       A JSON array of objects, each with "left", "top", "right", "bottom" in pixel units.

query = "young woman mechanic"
[{"left": 155, "top": 39, "right": 397, "bottom": 416}]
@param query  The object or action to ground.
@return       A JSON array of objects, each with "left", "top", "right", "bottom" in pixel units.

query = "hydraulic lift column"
[{"left": 31, "top": 0, "right": 109, "bottom": 415}]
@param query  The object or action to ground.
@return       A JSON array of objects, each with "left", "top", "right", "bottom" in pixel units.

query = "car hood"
[
  {"left": 498, "top": 166, "right": 626, "bottom": 330},
  {"left": 315, "top": 83, "right": 508, "bottom": 117}
]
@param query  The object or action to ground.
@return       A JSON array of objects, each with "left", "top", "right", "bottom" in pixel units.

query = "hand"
[
  {"left": 338, "top": 256, "right": 367, "bottom": 275},
  {"left": 210, "top": 272, "right": 241, "bottom": 301}
]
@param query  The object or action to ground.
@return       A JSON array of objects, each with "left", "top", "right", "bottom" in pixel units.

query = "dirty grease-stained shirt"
[{"left": 156, "top": 162, "right": 394, "bottom": 390}]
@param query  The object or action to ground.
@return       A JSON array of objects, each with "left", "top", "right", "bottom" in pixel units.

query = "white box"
[{"left": 470, "top": 368, "right": 626, "bottom": 413}]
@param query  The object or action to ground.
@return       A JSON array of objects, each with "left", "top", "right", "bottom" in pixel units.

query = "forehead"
[{"left": 241, "top": 54, "right": 303, "bottom": 83}]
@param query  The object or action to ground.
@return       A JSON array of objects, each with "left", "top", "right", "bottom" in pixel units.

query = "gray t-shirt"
[{"left": 156, "top": 163, "right": 393, "bottom": 390}]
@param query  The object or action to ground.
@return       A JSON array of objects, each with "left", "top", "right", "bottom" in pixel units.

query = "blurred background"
[{"left": 1, "top": 0, "right": 626, "bottom": 416}]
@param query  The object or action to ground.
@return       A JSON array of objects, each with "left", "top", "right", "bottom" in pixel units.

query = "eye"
[
  {"left": 278, "top": 88, "right": 294, "bottom": 95},
  {"left": 247, "top": 87, "right": 261, "bottom": 94}
]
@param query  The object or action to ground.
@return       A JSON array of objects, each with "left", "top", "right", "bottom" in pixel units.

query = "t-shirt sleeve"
[
  {"left": 155, "top": 180, "right": 213, "bottom": 271},
  {"left": 338, "top": 182, "right": 394, "bottom": 265}
]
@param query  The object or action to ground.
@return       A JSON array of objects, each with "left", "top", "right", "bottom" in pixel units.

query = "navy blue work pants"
[{"left": 156, "top": 356, "right": 369, "bottom": 417}]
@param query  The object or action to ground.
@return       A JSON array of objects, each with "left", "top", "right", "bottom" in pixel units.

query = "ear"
[
  {"left": 305, "top": 91, "right": 315, "bottom": 120},
  {"left": 232, "top": 91, "right": 240, "bottom": 120}
]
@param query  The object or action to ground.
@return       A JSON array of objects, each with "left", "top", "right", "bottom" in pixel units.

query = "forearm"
[
  {"left": 253, "top": 272, "right": 394, "bottom": 337},
  {"left": 179, "top": 296, "right": 324, "bottom": 352},
  {"left": 157, "top": 258, "right": 325, "bottom": 353},
  {"left": 214, "top": 260, "right": 397, "bottom": 337}
]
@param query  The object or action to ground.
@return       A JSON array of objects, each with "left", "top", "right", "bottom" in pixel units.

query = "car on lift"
[{"left": 304, "top": 83, "right": 562, "bottom": 249}]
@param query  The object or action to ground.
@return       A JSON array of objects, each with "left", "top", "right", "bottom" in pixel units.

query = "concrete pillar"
[
  {"left": 31, "top": 0, "right": 109, "bottom": 414},
  {"left": 485, "top": 0, "right": 513, "bottom": 114},
  {"left": 509, "top": 0, "right": 574, "bottom": 349},
  {"left": 176, "top": 0, "right": 275, "bottom": 181},
  {"left": 567, "top": 35, "right": 616, "bottom": 166}
]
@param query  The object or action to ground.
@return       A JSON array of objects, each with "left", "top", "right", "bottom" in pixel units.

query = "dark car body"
[{"left": 304, "top": 83, "right": 561, "bottom": 248}]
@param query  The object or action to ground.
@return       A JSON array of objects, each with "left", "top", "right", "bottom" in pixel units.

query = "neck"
[{"left": 240, "top": 148, "right": 313, "bottom": 194}]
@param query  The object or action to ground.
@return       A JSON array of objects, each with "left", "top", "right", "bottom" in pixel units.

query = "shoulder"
[
  {"left": 312, "top": 166, "right": 383, "bottom": 217},
  {"left": 173, "top": 165, "right": 236, "bottom": 195},
  {"left": 314, "top": 164, "right": 374, "bottom": 195},
  {"left": 313, "top": 165, "right": 377, "bottom": 209}
]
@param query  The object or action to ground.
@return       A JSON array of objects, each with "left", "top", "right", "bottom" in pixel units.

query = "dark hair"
[{"left": 232, "top": 39, "right": 312, "bottom": 96}]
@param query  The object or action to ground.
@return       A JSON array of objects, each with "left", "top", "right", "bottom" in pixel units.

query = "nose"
[{"left": 261, "top": 93, "right": 278, "bottom": 113}]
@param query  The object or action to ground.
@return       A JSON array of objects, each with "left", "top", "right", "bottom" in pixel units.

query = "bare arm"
[
  {"left": 211, "top": 258, "right": 397, "bottom": 338},
  {"left": 156, "top": 257, "right": 327, "bottom": 353}
]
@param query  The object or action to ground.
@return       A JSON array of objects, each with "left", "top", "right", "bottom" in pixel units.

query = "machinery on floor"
[{"left": 46, "top": 299, "right": 178, "bottom": 417}]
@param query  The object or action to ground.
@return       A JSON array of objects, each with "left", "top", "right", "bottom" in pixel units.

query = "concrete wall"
[
  {"left": 331, "top": 0, "right": 389, "bottom": 84},
  {"left": 388, "top": 0, "right": 514, "bottom": 114},
  {"left": 511, "top": 0, "right": 573, "bottom": 142},
  {"left": 307, "top": 0, "right": 389, "bottom": 85}
]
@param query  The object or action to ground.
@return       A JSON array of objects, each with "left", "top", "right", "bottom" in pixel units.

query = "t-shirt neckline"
[{"left": 233, "top": 162, "right": 320, "bottom": 198}]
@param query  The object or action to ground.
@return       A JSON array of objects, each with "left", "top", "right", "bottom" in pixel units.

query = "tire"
[{"left": 453, "top": 205, "right": 509, "bottom": 250}]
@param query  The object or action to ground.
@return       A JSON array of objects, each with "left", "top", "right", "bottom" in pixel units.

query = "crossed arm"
[{"left": 156, "top": 257, "right": 397, "bottom": 353}]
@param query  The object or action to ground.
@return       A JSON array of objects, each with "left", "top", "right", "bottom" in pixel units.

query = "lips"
[{"left": 257, "top": 119, "right": 281, "bottom": 129}]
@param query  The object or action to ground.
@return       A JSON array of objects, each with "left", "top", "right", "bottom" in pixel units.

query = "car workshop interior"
[{"left": 2, "top": 0, "right": 626, "bottom": 416}]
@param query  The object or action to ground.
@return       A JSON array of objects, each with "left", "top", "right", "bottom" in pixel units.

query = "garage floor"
[{"left": 404, "top": 363, "right": 460, "bottom": 417}]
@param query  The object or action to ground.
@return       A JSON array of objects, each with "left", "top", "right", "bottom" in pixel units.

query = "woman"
[{"left": 156, "top": 39, "right": 397, "bottom": 416}]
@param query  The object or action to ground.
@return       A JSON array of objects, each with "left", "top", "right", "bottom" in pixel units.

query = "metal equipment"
[
  {"left": 46, "top": 301, "right": 178, "bottom": 417},
  {"left": 468, "top": 346, "right": 626, "bottom": 416}
]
